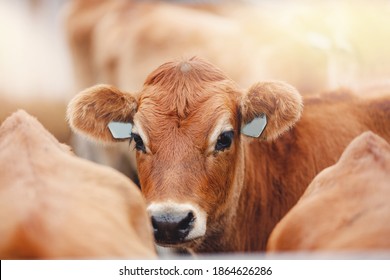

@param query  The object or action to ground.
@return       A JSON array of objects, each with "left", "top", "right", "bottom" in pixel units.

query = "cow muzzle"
[{"left": 147, "top": 202, "right": 207, "bottom": 246}]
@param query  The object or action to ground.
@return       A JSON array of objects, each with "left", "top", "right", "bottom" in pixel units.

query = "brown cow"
[
  {"left": 267, "top": 131, "right": 390, "bottom": 251},
  {"left": 0, "top": 110, "right": 156, "bottom": 259},
  {"left": 67, "top": 57, "right": 390, "bottom": 253}
]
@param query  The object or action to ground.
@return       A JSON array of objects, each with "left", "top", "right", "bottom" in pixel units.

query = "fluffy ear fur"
[
  {"left": 67, "top": 84, "right": 137, "bottom": 143},
  {"left": 241, "top": 81, "right": 303, "bottom": 140}
]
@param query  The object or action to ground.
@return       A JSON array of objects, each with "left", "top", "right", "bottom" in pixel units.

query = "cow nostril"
[
  {"left": 178, "top": 211, "right": 194, "bottom": 230},
  {"left": 151, "top": 216, "right": 158, "bottom": 231}
]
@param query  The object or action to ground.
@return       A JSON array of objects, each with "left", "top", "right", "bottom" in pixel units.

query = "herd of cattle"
[{"left": 1, "top": 0, "right": 390, "bottom": 259}]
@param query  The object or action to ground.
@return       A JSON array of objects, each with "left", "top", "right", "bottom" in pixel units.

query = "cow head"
[{"left": 67, "top": 57, "right": 302, "bottom": 251}]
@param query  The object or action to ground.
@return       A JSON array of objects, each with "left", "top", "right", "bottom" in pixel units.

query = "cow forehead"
[
  {"left": 137, "top": 89, "right": 237, "bottom": 123},
  {"left": 135, "top": 89, "right": 238, "bottom": 142}
]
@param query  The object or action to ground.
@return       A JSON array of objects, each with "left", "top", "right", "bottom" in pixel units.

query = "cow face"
[{"left": 67, "top": 57, "right": 302, "bottom": 250}]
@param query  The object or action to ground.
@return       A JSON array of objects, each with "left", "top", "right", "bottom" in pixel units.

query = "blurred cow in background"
[{"left": 64, "top": 0, "right": 390, "bottom": 94}]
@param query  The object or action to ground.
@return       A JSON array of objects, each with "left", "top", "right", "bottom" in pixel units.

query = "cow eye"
[
  {"left": 215, "top": 130, "right": 234, "bottom": 152},
  {"left": 131, "top": 133, "right": 146, "bottom": 153}
]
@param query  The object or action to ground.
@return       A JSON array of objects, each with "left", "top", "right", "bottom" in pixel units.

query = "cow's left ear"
[
  {"left": 241, "top": 81, "right": 303, "bottom": 140},
  {"left": 67, "top": 84, "right": 137, "bottom": 143}
]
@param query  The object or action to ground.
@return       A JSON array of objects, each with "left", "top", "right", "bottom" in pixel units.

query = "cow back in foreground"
[
  {"left": 67, "top": 57, "right": 390, "bottom": 253},
  {"left": 267, "top": 131, "right": 390, "bottom": 251},
  {"left": 0, "top": 110, "right": 155, "bottom": 259}
]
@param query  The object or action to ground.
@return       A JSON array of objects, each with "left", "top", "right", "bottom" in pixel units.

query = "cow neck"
[{"left": 234, "top": 136, "right": 292, "bottom": 252}]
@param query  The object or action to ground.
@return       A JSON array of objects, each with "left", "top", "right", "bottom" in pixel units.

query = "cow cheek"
[
  {"left": 203, "top": 151, "right": 238, "bottom": 218},
  {"left": 136, "top": 156, "right": 155, "bottom": 201}
]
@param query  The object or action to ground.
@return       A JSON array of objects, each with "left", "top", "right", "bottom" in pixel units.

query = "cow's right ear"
[{"left": 67, "top": 84, "right": 137, "bottom": 143}]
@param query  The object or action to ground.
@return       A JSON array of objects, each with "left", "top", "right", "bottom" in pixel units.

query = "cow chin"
[
  {"left": 147, "top": 201, "right": 207, "bottom": 248},
  {"left": 156, "top": 235, "right": 204, "bottom": 249}
]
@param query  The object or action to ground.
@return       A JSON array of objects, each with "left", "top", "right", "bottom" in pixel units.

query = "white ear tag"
[
  {"left": 108, "top": 121, "right": 133, "bottom": 139},
  {"left": 241, "top": 114, "right": 267, "bottom": 138}
]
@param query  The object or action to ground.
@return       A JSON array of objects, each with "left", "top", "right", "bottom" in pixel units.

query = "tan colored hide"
[
  {"left": 0, "top": 110, "right": 156, "bottom": 259},
  {"left": 267, "top": 131, "right": 390, "bottom": 251}
]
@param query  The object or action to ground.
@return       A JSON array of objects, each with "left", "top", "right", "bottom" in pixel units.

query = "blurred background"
[{"left": 1, "top": 0, "right": 390, "bottom": 177}]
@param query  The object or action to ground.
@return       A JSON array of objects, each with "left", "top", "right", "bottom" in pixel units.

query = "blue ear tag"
[
  {"left": 241, "top": 115, "right": 267, "bottom": 138},
  {"left": 108, "top": 121, "right": 133, "bottom": 139}
]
